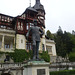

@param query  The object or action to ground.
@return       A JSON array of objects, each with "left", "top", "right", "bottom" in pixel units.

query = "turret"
[
  {"left": 36, "top": 0, "right": 40, "bottom": 4},
  {"left": 33, "top": 0, "right": 46, "bottom": 28}
]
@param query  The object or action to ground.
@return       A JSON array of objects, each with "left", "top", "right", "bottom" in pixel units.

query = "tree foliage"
[
  {"left": 54, "top": 27, "right": 75, "bottom": 57},
  {"left": 46, "top": 26, "right": 75, "bottom": 58},
  {"left": 69, "top": 52, "right": 75, "bottom": 62},
  {"left": 46, "top": 30, "right": 54, "bottom": 39}
]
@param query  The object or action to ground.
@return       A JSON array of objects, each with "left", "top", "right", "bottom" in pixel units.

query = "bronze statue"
[{"left": 26, "top": 19, "right": 44, "bottom": 60}]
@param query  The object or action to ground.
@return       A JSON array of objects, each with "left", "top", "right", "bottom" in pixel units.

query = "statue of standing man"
[{"left": 26, "top": 19, "right": 44, "bottom": 60}]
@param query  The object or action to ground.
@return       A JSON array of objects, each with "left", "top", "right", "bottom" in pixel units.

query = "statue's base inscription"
[{"left": 37, "top": 69, "right": 45, "bottom": 75}]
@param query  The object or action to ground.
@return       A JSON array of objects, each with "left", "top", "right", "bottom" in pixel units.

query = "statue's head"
[{"left": 33, "top": 19, "right": 37, "bottom": 26}]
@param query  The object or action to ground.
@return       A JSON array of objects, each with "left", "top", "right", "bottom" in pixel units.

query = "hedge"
[
  {"left": 0, "top": 49, "right": 50, "bottom": 62},
  {"left": 50, "top": 70, "right": 75, "bottom": 75}
]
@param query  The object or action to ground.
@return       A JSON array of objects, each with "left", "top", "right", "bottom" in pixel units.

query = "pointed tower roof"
[
  {"left": 33, "top": 0, "right": 45, "bottom": 13},
  {"left": 26, "top": 7, "right": 37, "bottom": 13}
]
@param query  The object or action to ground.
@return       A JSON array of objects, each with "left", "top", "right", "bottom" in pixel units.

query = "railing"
[
  {"left": 0, "top": 63, "right": 25, "bottom": 71},
  {"left": 50, "top": 62, "right": 75, "bottom": 71},
  {"left": 0, "top": 28, "right": 15, "bottom": 33}
]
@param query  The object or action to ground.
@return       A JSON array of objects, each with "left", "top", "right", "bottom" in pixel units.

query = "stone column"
[
  {"left": 1, "top": 35, "right": 4, "bottom": 51},
  {"left": 14, "top": 37, "right": 16, "bottom": 49}
]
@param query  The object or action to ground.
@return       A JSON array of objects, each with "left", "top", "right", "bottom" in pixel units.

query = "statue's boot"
[{"left": 32, "top": 45, "right": 36, "bottom": 60}]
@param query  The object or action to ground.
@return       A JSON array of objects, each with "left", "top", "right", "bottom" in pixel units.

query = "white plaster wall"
[
  {"left": 16, "top": 34, "right": 26, "bottom": 49},
  {"left": 23, "top": 66, "right": 49, "bottom": 75},
  {"left": 10, "top": 42, "right": 13, "bottom": 49},
  {"left": 39, "top": 28, "right": 46, "bottom": 51},
  {"left": 46, "top": 42, "right": 56, "bottom": 56},
  {"left": 39, "top": 36, "right": 46, "bottom": 51}
]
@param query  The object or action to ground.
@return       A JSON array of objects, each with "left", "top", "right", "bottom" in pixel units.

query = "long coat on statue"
[{"left": 26, "top": 26, "right": 44, "bottom": 45}]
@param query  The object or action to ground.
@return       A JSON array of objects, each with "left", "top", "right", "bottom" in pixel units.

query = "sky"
[{"left": 0, "top": 0, "right": 75, "bottom": 33}]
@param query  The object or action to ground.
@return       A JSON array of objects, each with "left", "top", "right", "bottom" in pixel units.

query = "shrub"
[
  {"left": 39, "top": 51, "right": 50, "bottom": 62},
  {"left": 11, "top": 49, "right": 30, "bottom": 62},
  {"left": 69, "top": 52, "right": 75, "bottom": 62},
  {"left": 50, "top": 70, "right": 75, "bottom": 75}
]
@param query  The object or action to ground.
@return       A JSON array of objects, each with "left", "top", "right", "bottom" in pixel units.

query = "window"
[
  {"left": 17, "top": 22, "right": 20, "bottom": 30},
  {"left": 26, "top": 23, "right": 29, "bottom": 30},
  {"left": 30, "top": 23, "right": 33, "bottom": 27},
  {"left": 4, "top": 26, "right": 6, "bottom": 29},
  {"left": 30, "top": 23, "right": 32, "bottom": 27},
  {"left": 5, "top": 44, "right": 10, "bottom": 49},
  {"left": 26, "top": 42, "right": 32, "bottom": 50},
  {"left": 21, "top": 22, "right": 23, "bottom": 31},
  {"left": 46, "top": 46, "right": 52, "bottom": 53},
  {"left": 21, "top": 39, "right": 23, "bottom": 43},
  {"left": 1, "top": 25, "right": 4, "bottom": 28},
  {"left": 8, "top": 17, "right": 10, "bottom": 22},
  {"left": 5, "top": 17, "right": 7, "bottom": 21},
  {"left": 10, "top": 18, "right": 12, "bottom": 21},
  {"left": 2, "top": 16, "right": 4, "bottom": 21}
]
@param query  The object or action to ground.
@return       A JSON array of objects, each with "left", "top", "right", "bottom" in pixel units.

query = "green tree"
[
  {"left": 54, "top": 26, "right": 67, "bottom": 57},
  {"left": 46, "top": 30, "right": 54, "bottom": 39},
  {"left": 54, "top": 26, "right": 75, "bottom": 58}
]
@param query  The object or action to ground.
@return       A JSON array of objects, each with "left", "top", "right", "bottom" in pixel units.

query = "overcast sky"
[{"left": 0, "top": 0, "right": 75, "bottom": 33}]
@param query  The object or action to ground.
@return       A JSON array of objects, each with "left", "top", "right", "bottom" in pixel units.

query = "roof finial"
[{"left": 29, "top": 0, "right": 31, "bottom": 7}]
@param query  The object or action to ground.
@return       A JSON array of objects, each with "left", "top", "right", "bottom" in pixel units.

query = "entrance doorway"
[{"left": 1, "top": 73, "right": 10, "bottom": 75}]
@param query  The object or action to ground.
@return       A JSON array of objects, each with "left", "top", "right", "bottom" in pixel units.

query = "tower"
[
  {"left": 33, "top": 0, "right": 45, "bottom": 28},
  {"left": 36, "top": 0, "right": 40, "bottom": 4},
  {"left": 33, "top": 0, "right": 46, "bottom": 51}
]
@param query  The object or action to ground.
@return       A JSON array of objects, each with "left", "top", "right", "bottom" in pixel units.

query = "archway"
[{"left": 1, "top": 73, "right": 11, "bottom": 75}]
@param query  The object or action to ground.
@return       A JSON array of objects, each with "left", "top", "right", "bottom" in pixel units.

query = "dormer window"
[
  {"left": 30, "top": 13, "right": 34, "bottom": 18},
  {"left": 10, "top": 18, "right": 12, "bottom": 21},
  {"left": 8, "top": 17, "right": 10, "bottom": 22},
  {"left": 5, "top": 17, "right": 7, "bottom": 22},
  {"left": 2, "top": 16, "right": 4, "bottom": 21}
]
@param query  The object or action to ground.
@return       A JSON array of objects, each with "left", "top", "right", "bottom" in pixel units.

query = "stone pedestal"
[{"left": 23, "top": 61, "right": 50, "bottom": 75}]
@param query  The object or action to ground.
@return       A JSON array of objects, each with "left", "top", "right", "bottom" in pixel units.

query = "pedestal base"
[{"left": 23, "top": 61, "right": 50, "bottom": 75}]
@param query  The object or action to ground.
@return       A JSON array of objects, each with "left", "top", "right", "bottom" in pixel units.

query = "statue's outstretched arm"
[{"left": 39, "top": 28, "right": 44, "bottom": 36}]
